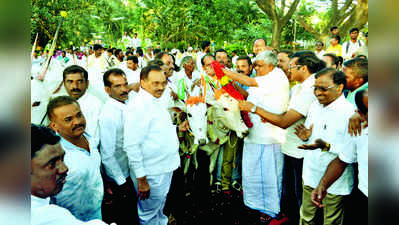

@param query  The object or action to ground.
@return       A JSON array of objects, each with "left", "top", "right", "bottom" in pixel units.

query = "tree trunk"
[{"left": 271, "top": 21, "right": 282, "bottom": 48}]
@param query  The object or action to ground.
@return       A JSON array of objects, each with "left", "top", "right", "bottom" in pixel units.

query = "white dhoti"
[
  {"left": 242, "top": 143, "right": 284, "bottom": 217},
  {"left": 132, "top": 172, "right": 173, "bottom": 225}
]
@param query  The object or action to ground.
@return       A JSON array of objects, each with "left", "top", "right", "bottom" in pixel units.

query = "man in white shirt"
[
  {"left": 175, "top": 55, "right": 200, "bottom": 100},
  {"left": 104, "top": 49, "right": 119, "bottom": 69},
  {"left": 314, "top": 41, "right": 326, "bottom": 59},
  {"left": 124, "top": 65, "right": 189, "bottom": 225},
  {"left": 131, "top": 33, "right": 141, "bottom": 49},
  {"left": 196, "top": 40, "right": 211, "bottom": 73},
  {"left": 122, "top": 55, "right": 141, "bottom": 85},
  {"left": 341, "top": 28, "right": 364, "bottom": 61},
  {"left": 47, "top": 96, "right": 105, "bottom": 221},
  {"left": 277, "top": 50, "right": 294, "bottom": 82},
  {"left": 311, "top": 89, "right": 368, "bottom": 225},
  {"left": 88, "top": 44, "right": 106, "bottom": 72},
  {"left": 154, "top": 52, "right": 179, "bottom": 108},
  {"left": 222, "top": 51, "right": 289, "bottom": 223},
  {"left": 31, "top": 124, "right": 108, "bottom": 225},
  {"left": 294, "top": 68, "right": 355, "bottom": 225},
  {"left": 215, "top": 49, "right": 229, "bottom": 67},
  {"left": 238, "top": 53, "right": 326, "bottom": 223},
  {"left": 58, "top": 65, "right": 103, "bottom": 139},
  {"left": 99, "top": 68, "right": 139, "bottom": 225}
]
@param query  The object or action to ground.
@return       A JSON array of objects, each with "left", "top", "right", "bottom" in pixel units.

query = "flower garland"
[{"left": 211, "top": 61, "right": 253, "bottom": 128}]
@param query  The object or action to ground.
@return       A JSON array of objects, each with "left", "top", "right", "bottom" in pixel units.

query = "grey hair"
[
  {"left": 254, "top": 50, "right": 277, "bottom": 67},
  {"left": 180, "top": 56, "right": 194, "bottom": 67}
]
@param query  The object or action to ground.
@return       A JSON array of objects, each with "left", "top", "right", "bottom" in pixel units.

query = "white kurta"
[
  {"left": 53, "top": 133, "right": 104, "bottom": 221},
  {"left": 77, "top": 92, "right": 103, "bottom": 139},
  {"left": 31, "top": 195, "right": 107, "bottom": 225},
  {"left": 99, "top": 97, "right": 130, "bottom": 185}
]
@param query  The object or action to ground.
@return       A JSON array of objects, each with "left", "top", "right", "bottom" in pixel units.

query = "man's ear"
[
  {"left": 104, "top": 86, "right": 111, "bottom": 95},
  {"left": 49, "top": 121, "right": 57, "bottom": 133}
]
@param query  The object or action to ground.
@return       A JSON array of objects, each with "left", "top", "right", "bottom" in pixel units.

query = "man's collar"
[
  {"left": 323, "top": 94, "right": 346, "bottom": 110},
  {"left": 31, "top": 195, "right": 50, "bottom": 206},
  {"left": 107, "top": 96, "right": 127, "bottom": 109}
]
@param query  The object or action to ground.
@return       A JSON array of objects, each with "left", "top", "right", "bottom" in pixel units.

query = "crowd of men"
[{"left": 31, "top": 26, "right": 368, "bottom": 225}]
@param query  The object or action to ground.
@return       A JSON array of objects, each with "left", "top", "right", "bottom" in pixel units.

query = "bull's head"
[
  {"left": 171, "top": 97, "right": 208, "bottom": 146},
  {"left": 212, "top": 89, "right": 249, "bottom": 138}
]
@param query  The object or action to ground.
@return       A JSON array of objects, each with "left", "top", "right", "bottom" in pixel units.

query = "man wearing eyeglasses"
[
  {"left": 238, "top": 52, "right": 326, "bottom": 223},
  {"left": 293, "top": 68, "right": 355, "bottom": 225}
]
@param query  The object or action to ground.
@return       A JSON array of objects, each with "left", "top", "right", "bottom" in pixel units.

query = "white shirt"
[
  {"left": 196, "top": 51, "right": 206, "bottom": 73},
  {"left": 174, "top": 70, "right": 201, "bottom": 100},
  {"left": 232, "top": 55, "right": 239, "bottom": 66},
  {"left": 314, "top": 50, "right": 326, "bottom": 59},
  {"left": 124, "top": 88, "right": 180, "bottom": 178},
  {"left": 120, "top": 66, "right": 141, "bottom": 85},
  {"left": 77, "top": 93, "right": 103, "bottom": 140},
  {"left": 53, "top": 133, "right": 104, "bottom": 221},
  {"left": 338, "top": 128, "right": 368, "bottom": 196},
  {"left": 245, "top": 67, "right": 289, "bottom": 145},
  {"left": 131, "top": 38, "right": 141, "bottom": 49},
  {"left": 31, "top": 195, "right": 107, "bottom": 225},
  {"left": 341, "top": 39, "right": 365, "bottom": 60},
  {"left": 282, "top": 74, "right": 316, "bottom": 159},
  {"left": 88, "top": 54, "right": 106, "bottom": 72},
  {"left": 99, "top": 97, "right": 130, "bottom": 185},
  {"left": 302, "top": 95, "right": 356, "bottom": 195},
  {"left": 138, "top": 56, "right": 147, "bottom": 69}
]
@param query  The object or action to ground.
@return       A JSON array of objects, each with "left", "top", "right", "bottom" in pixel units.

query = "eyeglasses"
[{"left": 312, "top": 85, "right": 336, "bottom": 92}]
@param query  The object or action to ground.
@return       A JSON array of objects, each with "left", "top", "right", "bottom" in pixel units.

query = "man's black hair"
[
  {"left": 63, "top": 65, "right": 88, "bottom": 81},
  {"left": 291, "top": 50, "right": 315, "bottom": 59},
  {"left": 236, "top": 56, "right": 252, "bottom": 66},
  {"left": 140, "top": 65, "right": 162, "bottom": 81},
  {"left": 47, "top": 96, "right": 80, "bottom": 121},
  {"left": 349, "top": 27, "right": 359, "bottom": 34},
  {"left": 214, "top": 49, "right": 227, "bottom": 57},
  {"left": 106, "top": 49, "right": 113, "bottom": 53},
  {"left": 136, "top": 48, "right": 144, "bottom": 57},
  {"left": 343, "top": 58, "right": 368, "bottom": 83},
  {"left": 323, "top": 53, "right": 339, "bottom": 68},
  {"left": 125, "top": 51, "right": 133, "bottom": 56},
  {"left": 296, "top": 55, "right": 326, "bottom": 74},
  {"left": 315, "top": 68, "right": 347, "bottom": 89},
  {"left": 115, "top": 49, "right": 123, "bottom": 56},
  {"left": 93, "top": 44, "right": 103, "bottom": 51},
  {"left": 201, "top": 40, "right": 211, "bottom": 51},
  {"left": 154, "top": 51, "right": 169, "bottom": 61},
  {"left": 355, "top": 89, "right": 368, "bottom": 115},
  {"left": 315, "top": 41, "right": 324, "bottom": 47},
  {"left": 169, "top": 54, "right": 180, "bottom": 72},
  {"left": 331, "top": 35, "right": 341, "bottom": 44},
  {"left": 153, "top": 48, "right": 161, "bottom": 55},
  {"left": 31, "top": 124, "right": 61, "bottom": 159},
  {"left": 330, "top": 26, "right": 338, "bottom": 32},
  {"left": 103, "top": 68, "right": 126, "bottom": 87},
  {"left": 127, "top": 55, "right": 139, "bottom": 64}
]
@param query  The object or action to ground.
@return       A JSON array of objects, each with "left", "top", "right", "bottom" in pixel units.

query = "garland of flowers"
[{"left": 211, "top": 61, "right": 253, "bottom": 128}]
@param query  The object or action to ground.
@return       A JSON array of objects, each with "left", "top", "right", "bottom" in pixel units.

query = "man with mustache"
[
  {"left": 99, "top": 68, "right": 139, "bottom": 225},
  {"left": 47, "top": 96, "right": 104, "bottom": 222},
  {"left": 61, "top": 65, "right": 103, "bottom": 139},
  {"left": 31, "top": 124, "right": 108, "bottom": 225},
  {"left": 124, "top": 65, "right": 189, "bottom": 225},
  {"left": 155, "top": 52, "right": 179, "bottom": 108},
  {"left": 293, "top": 68, "right": 355, "bottom": 225}
]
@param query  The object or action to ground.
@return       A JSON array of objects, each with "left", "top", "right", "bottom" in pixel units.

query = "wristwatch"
[
  {"left": 250, "top": 105, "right": 257, "bottom": 113},
  {"left": 322, "top": 142, "right": 330, "bottom": 152}
]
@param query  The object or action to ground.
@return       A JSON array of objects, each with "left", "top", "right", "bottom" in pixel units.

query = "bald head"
[{"left": 253, "top": 39, "right": 268, "bottom": 56}]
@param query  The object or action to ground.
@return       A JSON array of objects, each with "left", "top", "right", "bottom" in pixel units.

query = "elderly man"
[
  {"left": 175, "top": 56, "right": 200, "bottom": 100},
  {"left": 239, "top": 54, "right": 326, "bottom": 224},
  {"left": 311, "top": 89, "right": 368, "bottom": 225},
  {"left": 222, "top": 51, "right": 289, "bottom": 223},
  {"left": 31, "top": 124, "right": 108, "bottom": 225},
  {"left": 124, "top": 65, "right": 189, "bottom": 225},
  {"left": 47, "top": 96, "right": 104, "bottom": 221},
  {"left": 294, "top": 68, "right": 355, "bottom": 225}
]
